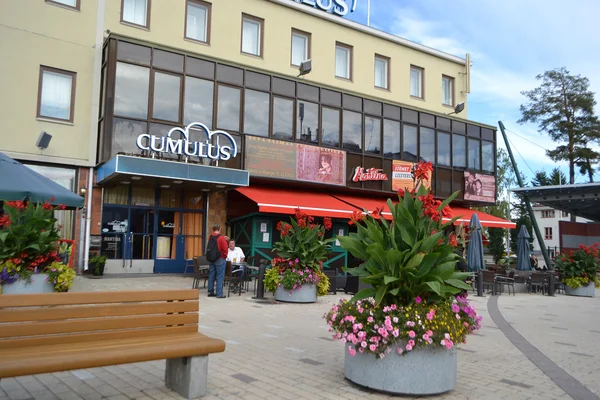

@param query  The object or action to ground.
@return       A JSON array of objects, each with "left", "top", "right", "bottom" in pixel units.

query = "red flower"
[
  {"left": 323, "top": 217, "right": 333, "bottom": 231},
  {"left": 0, "top": 214, "right": 11, "bottom": 228},
  {"left": 50, "top": 197, "right": 56, "bottom": 201},
  {"left": 42, "top": 202, "right": 54, "bottom": 211},
  {"left": 371, "top": 207, "right": 382, "bottom": 220},
  {"left": 297, "top": 218, "right": 307, "bottom": 228},
  {"left": 276, "top": 221, "right": 283, "bottom": 232},
  {"left": 318, "top": 232, "right": 323, "bottom": 237},
  {"left": 294, "top": 208, "right": 307, "bottom": 222},
  {"left": 57, "top": 204, "right": 67, "bottom": 210},
  {"left": 5, "top": 201, "right": 26, "bottom": 210},
  {"left": 442, "top": 205, "right": 452, "bottom": 219},
  {"left": 348, "top": 210, "right": 365, "bottom": 226},
  {"left": 449, "top": 233, "right": 459, "bottom": 248},
  {"left": 413, "top": 161, "right": 433, "bottom": 182},
  {"left": 397, "top": 188, "right": 405, "bottom": 198}
]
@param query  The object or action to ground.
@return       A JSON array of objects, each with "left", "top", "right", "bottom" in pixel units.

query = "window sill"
[
  {"left": 37, "top": 117, "right": 74, "bottom": 126},
  {"left": 120, "top": 21, "right": 150, "bottom": 31},
  {"left": 184, "top": 37, "right": 210, "bottom": 47},
  {"left": 46, "top": 1, "right": 80, "bottom": 12},
  {"left": 375, "top": 86, "right": 390, "bottom": 92},
  {"left": 335, "top": 76, "right": 353, "bottom": 83},
  {"left": 241, "top": 51, "right": 263, "bottom": 60},
  {"left": 410, "top": 95, "right": 425, "bottom": 101},
  {"left": 442, "top": 103, "right": 454, "bottom": 108}
]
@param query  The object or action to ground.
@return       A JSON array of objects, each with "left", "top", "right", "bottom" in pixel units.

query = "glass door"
[
  {"left": 101, "top": 207, "right": 128, "bottom": 274},
  {"left": 126, "top": 208, "right": 155, "bottom": 273}
]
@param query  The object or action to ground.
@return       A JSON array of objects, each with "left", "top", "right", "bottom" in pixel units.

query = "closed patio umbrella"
[
  {"left": 466, "top": 213, "right": 485, "bottom": 271},
  {"left": 516, "top": 225, "right": 531, "bottom": 271},
  {"left": 0, "top": 152, "right": 84, "bottom": 208}
]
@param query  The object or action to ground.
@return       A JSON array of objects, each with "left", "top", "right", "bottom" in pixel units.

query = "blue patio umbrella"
[
  {"left": 466, "top": 213, "right": 485, "bottom": 271},
  {"left": 516, "top": 225, "right": 532, "bottom": 271},
  {"left": 0, "top": 152, "right": 84, "bottom": 208}
]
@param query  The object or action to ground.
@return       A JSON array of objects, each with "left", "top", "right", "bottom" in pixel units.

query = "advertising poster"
[
  {"left": 391, "top": 161, "right": 431, "bottom": 192},
  {"left": 464, "top": 172, "right": 496, "bottom": 203},
  {"left": 245, "top": 136, "right": 346, "bottom": 186}
]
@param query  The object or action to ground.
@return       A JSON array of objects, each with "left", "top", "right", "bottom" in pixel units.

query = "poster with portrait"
[
  {"left": 464, "top": 172, "right": 496, "bottom": 203},
  {"left": 296, "top": 145, "right": 345, "bottom": 185},
  {"left": 391, "top": 161, "right": 432, "bottom": 192}
]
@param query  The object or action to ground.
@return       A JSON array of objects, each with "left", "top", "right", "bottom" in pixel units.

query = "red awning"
[
  {"left": 444, "top": 207, "right": 516, "bottom": 229},
  {"left": 235, "top": 187, "right": 357, "bottom": 218},
  {"left": 332, "top": 194, "right": 394, "bottom": 220}
]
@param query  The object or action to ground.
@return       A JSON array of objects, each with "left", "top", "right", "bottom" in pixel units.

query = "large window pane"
[
  {"left": 374, "top": 57, "right": 388, "bottom": 89},
  {"left": 244, "top": 90, "right": 270, "bottom": 137},
  {"left": 122, "top": 0, "right": 148, "bottom": 26},
  {"left": 186, "top": 1, "right": 209, "bottom": 42},
  {"left": 322, "top": 107, "right": 340, "bottom": 147},
  {"left": 482, "top": 141, "right": 494, "bottom": 172},
  {"left": 383, "top": 119, "right": 400, "bottom": 159},
  {"left": 242, "top": 16, "right": 261, "bottom": 56},
  {"left": 342, "top": 111, "right": 362, "bottom": 152},
  {"left": 217, "top": 85, "right": 240, "bottom": 132},
  {"left": 152, "top": 72, "right": 181, "bottom": 122},
  {"left": 365, "top": 116, "right": 381, "bottom": 154},
  {"left": 442, "top": 76, "right": 454, "bottom": 106},
  {"left": 468, "top": 138, "right": 481, "bottom": 170},
  {"left": 291, "top": 31, "right": 309, "bottom": 66},
  {"left": 453, "top": 135, "right": 466, "bottom": 167},
  {"left": 403, "top": 124, "right": 418, "bottom": 162},
  {"left": 297, "top": 101, "right": 318, "bottom": 143},
  {"left": 39, "top": 69, "right": 74, "bottom": 121},
  {"left": 113, "top": 118, "right": 147, "bottom": 156},
  {"left": 410, "top": 66, "right": 423, "bottom": 98},
  {"left": 437, "top": 132, "right": 451, "bottom": 166},
  {"left": 114, "top": 62, "right": 149, "bottom": 119},
  {"left": 420, "top": 127, "right": 435, "bottom": 163},
  {"left": 184, "top": 76, "right": 213, "bottom": 127},
  {"left": 335, "top": 44, "right": 350, "bottom": 79},
  {"left": 273, "top": 97, "right": 294, "bottom": 140}
]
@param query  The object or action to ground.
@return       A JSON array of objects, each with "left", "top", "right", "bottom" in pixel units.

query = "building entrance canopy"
[{"left": 512, "top": 183, "right": 600, "bottom": 222}]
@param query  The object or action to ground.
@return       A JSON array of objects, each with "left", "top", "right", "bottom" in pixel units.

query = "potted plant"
[
  {"left": 263, "top": 210, "right": 333, "bottom": 303},
  {"left": 0, "top": 200, "right": 77, "bottom": 294},
  {"left": 554, "top": 244, "right": 599, "bottom": 297},
  {"left": 90, "top": 255, "right": 107, "bottom": 277},
  {"left": 324, "top": 161, "right": 482, "bottom": 395}
]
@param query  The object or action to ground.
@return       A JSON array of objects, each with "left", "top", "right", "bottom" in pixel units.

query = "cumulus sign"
[
  {"left": 136, "top": 122, "right": 238, "bottom": 161},
  {"left": 293, "top": 0, "right": 358, "bottom": 17}
]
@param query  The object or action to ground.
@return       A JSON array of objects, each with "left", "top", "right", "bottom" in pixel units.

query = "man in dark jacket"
[{"left": 207, "top": 223, "right": 229, "bottom": 298}]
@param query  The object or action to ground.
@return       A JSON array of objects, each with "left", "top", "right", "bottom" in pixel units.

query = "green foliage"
[
  {"left": 340, "top": 183, "right": 471, "bottom": 308},
  {"left": 554, "top": 244, "right": 600, "bottom": 288},
  {"left": 531, "top": 167, "right": 568, "bottom": 187},
  {"left": 487, "top": 228, "right": 506, "bottom": 264},
  {"left": 263, "top": 267, "right": 280, "bottom": 293},
  {"left": 46, "top": 261, "right": 76, "bottom": 292},
  {"left": 316, "top": 270, "right": 330, "bottom": 296},
  {"left": 519, "top": 67, "right": 600, "bottom": 185},
  {"left": 262, "top": 262, "right": 329, "bottom": 297}
]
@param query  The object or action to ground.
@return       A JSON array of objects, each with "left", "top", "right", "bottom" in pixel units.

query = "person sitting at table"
[{"left": 227, "top": 240, "right": 245, "bottom": 263}]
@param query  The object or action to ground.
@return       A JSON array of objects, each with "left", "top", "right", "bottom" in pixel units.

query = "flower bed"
[
  {"left": 555, "top": 244, "right": 600, "bottom": 291},
  {"left": 0, "top": 200, "right": 76, "bottom": 294}
]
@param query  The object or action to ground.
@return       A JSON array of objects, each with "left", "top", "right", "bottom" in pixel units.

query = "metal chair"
[
  {"left": 323, "top": 268, "right": 338, "bottom": 295},
  {"left": 495, "top": 270, "right": 515, "bottom": 296},
  {"left": 225, "top": 261, "right": 244, "bottom": 297},
  {"left": 183, "top": 258, "right": 194, "bottom": 276},
  {"left": 482, "top": 270, "right": 498, "bottom": 295},
  {"left": 527, "top": 272, "right": 548, "bottom": 294},
  {"left": 192, "top": 256, "right": 209, "bottom": 289}
]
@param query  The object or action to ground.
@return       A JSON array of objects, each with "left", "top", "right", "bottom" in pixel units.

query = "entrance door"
[{"left": 126, "top": 209, "right": 155, "bottom": 273}]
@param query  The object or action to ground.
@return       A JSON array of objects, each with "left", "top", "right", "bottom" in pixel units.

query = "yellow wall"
[
  {"left": 105, "top": 0, "right": 469, "bottom": 116},
  {"left": 0, "top": 0, "right": 97, "bottom": 165}
]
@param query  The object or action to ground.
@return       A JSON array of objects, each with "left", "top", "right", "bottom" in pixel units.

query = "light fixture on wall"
[
  {"left": 79, "top": 186, "right": 87, "bottom": 196},
  {"left": 36, "top": 131, "right": 52, "bottom": 150},
  {"left": 447, "top": 102, "right": 465, "bottom": 116},
  {"left": 298, "top": 60, "right": 312, "bottom": 77}
]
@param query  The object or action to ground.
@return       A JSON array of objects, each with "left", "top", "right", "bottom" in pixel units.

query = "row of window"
[
  {"left": 46, "top": 0, "right": 457, "bottom": 107},
  {"left": 540, "top": 210, "right": 569, "bottom": 218}
]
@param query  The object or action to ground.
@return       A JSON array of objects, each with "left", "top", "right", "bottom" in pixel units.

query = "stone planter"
[
  {"left": 1, "top": 273, "right": 54, "bottom": 294},
  {"left": 344, "top": 346, "right": 457, "bottom": 395},
  {"left": 274, "top": 284, "right": 317, "bottom": 303},
  {"left": 565, "top": 284, "right": 596, "bottom": 298}
]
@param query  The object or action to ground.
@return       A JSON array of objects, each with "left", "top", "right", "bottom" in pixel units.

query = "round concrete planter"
[
  {"left": 274, "top": 284, "right": 317, "bottom": 303},
  {"left": 1, "top": 273, "right": 54, "bottom": 294},
  {"left": 344, "top": 346, "right": 457, "bottom": 395},
  {"left": 565, "top": 284, "right": 596, "bottom": 298}
]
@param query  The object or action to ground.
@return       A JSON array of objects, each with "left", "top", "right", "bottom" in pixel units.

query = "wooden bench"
[{"left": 0, "top": 289, "right": 225, "bottom": 399}]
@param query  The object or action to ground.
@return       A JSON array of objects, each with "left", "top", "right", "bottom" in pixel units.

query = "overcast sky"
[{"left": 344, "top": 0, "right": 600, "bottom": 184}]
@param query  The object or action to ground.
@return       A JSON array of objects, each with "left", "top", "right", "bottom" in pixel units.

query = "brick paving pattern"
[{"left": 0, "top": 276, "right": 597, "bottom": 400}]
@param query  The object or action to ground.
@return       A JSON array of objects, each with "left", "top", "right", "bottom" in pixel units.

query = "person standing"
[{"left": 206, "top": 223, "right": 228, "bottom": 298}]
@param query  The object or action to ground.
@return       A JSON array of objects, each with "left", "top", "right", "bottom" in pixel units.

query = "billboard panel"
[
  {"left": 392, "top": 161, "right": 431, "bottom": 192},
  {"left": 464, "top": 172, "right": 496, "bottom": 203}
]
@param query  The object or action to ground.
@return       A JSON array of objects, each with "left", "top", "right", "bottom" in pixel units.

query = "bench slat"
[
  {"left": 0, "top": 290, "right": 199, "bottom": 307},
  {"left": 0, "top": 333, "right": 226, "bottom": 378},
  {"left": 0, "top": 300, "right": 199, "bottom": 323},
  {"left": 0, "top": 313, "right": 198, "bottom": 338},
  {"left": 0, "top": 325, "right": 198, "bottom": 349}
]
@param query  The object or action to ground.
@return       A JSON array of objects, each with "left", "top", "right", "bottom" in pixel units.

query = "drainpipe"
[{"left": 83, "top": 167, "right": 93, "bottom": 271}]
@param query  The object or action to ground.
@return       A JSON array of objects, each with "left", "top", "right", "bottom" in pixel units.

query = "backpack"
[{"left": 206, "top": 234, "right": 221, "bottom": 262}]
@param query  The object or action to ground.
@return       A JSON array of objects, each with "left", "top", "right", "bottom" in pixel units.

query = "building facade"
[{"left": 1, "top": 0, "right": 507, "bottom": 274}]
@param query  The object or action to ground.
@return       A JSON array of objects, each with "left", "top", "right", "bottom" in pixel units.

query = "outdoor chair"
[
  {"left": 192, "top": 256, "right": 209, "bottom": 289},
  {"left": 225, "top": 261, "right": 244, "bottom": 297},
  {"left": 495, "top": 270, "right": 515, "bottom": 296},
  {"left": 552, "top": 270, "right": 566, "bottom": 294},
  {"left": 323, "top": 268, "right": 338, "bottom": 295},
  {"left": 482, "top": 270, "right": 498, "bottom": 295},
  {"left": 527, "top": 272, "right": 548, "bottom": 294}
]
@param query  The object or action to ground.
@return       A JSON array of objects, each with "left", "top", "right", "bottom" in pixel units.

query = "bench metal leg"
[{"left": 165, "top": 355, "right": 208, "bottom": 399}]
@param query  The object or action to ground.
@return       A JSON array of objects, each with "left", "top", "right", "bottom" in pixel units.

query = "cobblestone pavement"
[{"left": 1, "top": 276, "right": 597, "bottom": 400}]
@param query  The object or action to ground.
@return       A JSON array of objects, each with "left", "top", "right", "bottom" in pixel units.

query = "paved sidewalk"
[{"left": 1, "top": 276, "right": 597, "bottom": 400}]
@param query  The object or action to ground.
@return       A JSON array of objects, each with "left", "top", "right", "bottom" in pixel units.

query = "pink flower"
[
  {"left": 406, "top": 321, "right": 415, "bottom": 327},
  {"left": 422, "top": 334, "right": 430, "bottom": 341},
  {"left": 397, "top": 347, "right": 404, "bottom": 355},
  {"left": 405, "top": 344, "right": 413, "bottom": 351},
  {"left": 444, "top": 333, "right": 450, "bottom": 340},
  {"left": 340, "top": 338, "right": 347, "bottom": 343},
  {"left": 348, "top": 347, "right": 356, "bottom": 356},
  {"left": 408, "top": 340, "right": 415, "bottom": 347},
  {"left": 456, "top": 314, "right": 461, "bottom": 319},
  {"left": 426, "top": 330, "right": 433, "bottom": 336},
  {"left": 415, "top": 296, "right": 422, "bottom": 304},
  {"left": 361, "top": 341, "right": 367, "bottom": 348},
  {"left": 452, "top": 303, "right": 460, "bottom": 313},
  {"left": 392, "top": 317, "right": 399, "bottom": 323},
  {"left": 367, "top": 316, "right": 374, "bottom": 323},
  {"left": 392, "top": 329, "right": 399, "bottom": 338},
  {"left": 369, "top": 344, "right": 377, "bottom": 352},
  {"left": 408, "top": 330, "right": 416, "bottom": 338}
]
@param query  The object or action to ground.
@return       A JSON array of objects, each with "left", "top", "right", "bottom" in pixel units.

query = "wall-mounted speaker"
[{"left": 36, "top": 131, "right": 52, "bottom": 150}]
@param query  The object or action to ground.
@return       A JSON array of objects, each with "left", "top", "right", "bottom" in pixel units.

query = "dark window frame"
[
  {"left": 150, "top": 69, "right": 183, "bottom": 124},
  {"left": 120, "top": 0, "right": 152, "bottom": 30},
  {"left": 442, "top": 75, "right": 455, "bottom": 107},
  {"left": 184, "top": 0, "right": 212, "bottom": 45},
  {"left": 45, "top": 0, "right": 80, "bottom": 11},
  {"left": 374, "top": 54, "right": 390, "bottom": 91},
  {"left": 335, "top": 42, "right": 353, "bottom": 81},
  {"left": 215, "top": 83, "right": 242, "bottom": 133},
  {"left": 37, "top": 65, "right": 77, "bottom": 123},
  {"left": 291, "top": 28, "right": 311, "bottom": 67},
  {"left": 271, "top": 95, "right": 296, "bottom": 142},
  {"left": 241, "top": 13, "right": 264, "bottom": 58}
]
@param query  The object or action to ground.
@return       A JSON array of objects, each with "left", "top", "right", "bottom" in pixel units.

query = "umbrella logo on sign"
[{"left": 136, "top": 122, "right": 238, "bottom": 161}]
